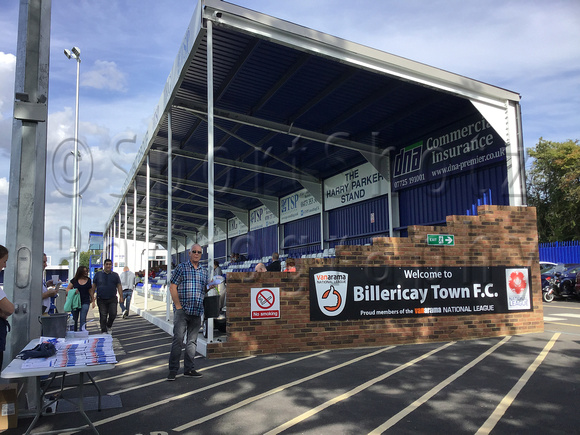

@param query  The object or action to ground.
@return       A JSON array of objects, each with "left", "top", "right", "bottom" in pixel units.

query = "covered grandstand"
[{"left": 103, "top": 0, "right": 525, "bottom": 272}]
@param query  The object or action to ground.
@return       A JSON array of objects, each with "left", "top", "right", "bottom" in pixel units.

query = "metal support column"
[
  {"left": 166, "top": 111, "right": 173, "bottom": 321},
  {"left": 133, "top": 181, "right": 137, "bottom": 272},
  {"left": 4, "top": 0, "right": 51, "bottom": 410},
  {"left": 144, "top": 154, "right": 150, "bottom": 311},
  {"left": 206, "top": 19, "right": 215, "bottom": 341}
]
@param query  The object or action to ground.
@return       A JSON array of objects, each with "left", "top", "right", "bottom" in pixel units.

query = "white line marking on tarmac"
[
  {"left": 367, "top": 336, "right": 511, "bottom": 434},
  {"left": 544, "top": 304, "right": 580, "bottom": 310},
  {"left": 263, "top": 342, "right": 454, "bottom": 435},
  {"left": 116, "top": 351, "right": 170, "bottom": 366},
  {"left": 543, "top": 316, "right": 566, "bottom": 321},
  {"left": 107, "top": 356, "right": 255, "bottom": 395},
  {"left": 91, "top": 350, "right": 329, "bottom": 428},
  {"left": 550, "top": 313, "right": 580, "bottom": 318},
  {"left": 175, "top": 346, "right": 397, "bottom": 432},
  {"left": 475, "top": 333, "right": 560, "bottom": 435},
  {"left": 544, "top": 321, "right": 580, "bottom": 328},
  {"left": 128, "top": 343, "right": 169, "bottom": 353},
  {"left": 123, "top": 336, "right": 172, "bottom": 347}
]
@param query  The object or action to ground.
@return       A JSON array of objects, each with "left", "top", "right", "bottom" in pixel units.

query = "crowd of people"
[
  {"left": 0, "top": 243, "right": 298, "bottom": 372},
  {"left": 254, "top": 252, "right": 297, "bottom": 273}
]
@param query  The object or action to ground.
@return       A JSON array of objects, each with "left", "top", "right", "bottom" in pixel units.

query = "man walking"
[
  {"left": 119, "top": 266, "right": 135, "bottom": 319},
  {"left": 167, "top": 244, "right": 211, "bottom": 381},
  {"left": 91, "top": 259, "right": 123, "bottom": 334}
]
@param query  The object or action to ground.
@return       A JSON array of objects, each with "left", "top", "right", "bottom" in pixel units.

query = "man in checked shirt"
[{"left": 167, "top": 244, "right": 213, "bottom": 381}]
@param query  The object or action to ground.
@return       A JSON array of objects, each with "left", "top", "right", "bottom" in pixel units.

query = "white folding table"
[{"left": 1, "top": 337, "right": 115, "bottom": 434}]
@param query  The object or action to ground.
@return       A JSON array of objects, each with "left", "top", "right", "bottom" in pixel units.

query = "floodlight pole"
[{"left": 65, "top": 47, "right": 81, "bottom": 275}]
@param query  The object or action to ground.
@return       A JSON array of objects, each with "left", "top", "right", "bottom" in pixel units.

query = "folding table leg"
[
  {"left": 24, "top": 376, "right": 43, "bottom": 435},
  {"left": 86, "top": 372, "right": 103, "bottom": 411}
]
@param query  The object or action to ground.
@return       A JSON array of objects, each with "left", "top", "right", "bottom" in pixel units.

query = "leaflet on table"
[
  {"left": 21, "top": 357, "right": 57, "bottom": 369},
  {"left": 50, "top": 336, "right": 117, "bottom": 367}
]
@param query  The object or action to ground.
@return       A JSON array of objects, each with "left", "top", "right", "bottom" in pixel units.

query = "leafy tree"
[
  {"left": 59, "top": 258, "right": 69, "bottom": 266},
  {"left": 527, "top": 138, "right": 580, "bottom": 242},
  {"left": 79, "top": 250, "right": 91, "bottom": 268}
]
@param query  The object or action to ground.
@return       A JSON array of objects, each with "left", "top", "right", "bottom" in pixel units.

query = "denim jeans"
[
  {"left": 72, "top": 303, "right": 90, "bottom": 331},
  {"left": 119, "top": 290, "right": 133, "bottom": 313},
  {"left": 168, "top": 308, "right": 201, "bottom": 373},
  {"left": 97, "top": 297, "right": 118, "bottom": 333}
]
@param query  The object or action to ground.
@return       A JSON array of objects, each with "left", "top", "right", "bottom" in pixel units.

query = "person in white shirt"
[
  {"left": 119, "top": 266, "right": 136, "bottom": 319},
  {"left": 41, "top": 253, "right": 58, "bottom": 314}
]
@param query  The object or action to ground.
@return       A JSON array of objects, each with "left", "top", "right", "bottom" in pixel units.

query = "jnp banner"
[
  {"left": 391, "top": 113, "right": 506, "bottom": 192},
  {"left": 309, "top": 266, "right": 533, "bottom": 321}
]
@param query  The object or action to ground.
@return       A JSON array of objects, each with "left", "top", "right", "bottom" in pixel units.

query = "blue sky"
[{"left": 0, "top": 0, "right": 579, "bottom": 264}]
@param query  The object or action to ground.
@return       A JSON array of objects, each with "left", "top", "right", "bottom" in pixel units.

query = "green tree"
[
  {"left": 527, "top": 138, "right": 580, "bottom": 242},
  {"left": 59, "top": 258, "right": 69, "bottom": 266},
  {"left": 79, "top": 250, "right": 91, "bottom": 268}
]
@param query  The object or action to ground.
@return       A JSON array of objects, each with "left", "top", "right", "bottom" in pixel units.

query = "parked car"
[
  {"left": 540, "top": 261, "right": 558, "bottom": 269},
  {"left": 541, "top": 264, "right": 567, "bottom": 289},
  {"left": 558, "top": 264, "right": 580, "bottom": 295}
]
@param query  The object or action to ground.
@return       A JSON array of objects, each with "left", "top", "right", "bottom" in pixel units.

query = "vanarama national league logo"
[
  {"left": 314, "top": 271, "right": 348, "bottom": 317},
  {"left": 505, "top": 268, "right": 531, "bottom": 310}
]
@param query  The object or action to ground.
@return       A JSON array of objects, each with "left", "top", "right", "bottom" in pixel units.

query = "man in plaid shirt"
[{"left": 167, "top": 244, "right": 211, "bottom": 380}]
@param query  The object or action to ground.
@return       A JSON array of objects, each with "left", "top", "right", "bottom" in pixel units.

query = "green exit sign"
[{"left": 427, "top": 234, "right": 455, "bottom": 246}]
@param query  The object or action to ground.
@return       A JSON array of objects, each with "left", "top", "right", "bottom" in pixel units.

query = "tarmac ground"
[{"left": 2, "top": 297, "right": 580, "bottom": 434}]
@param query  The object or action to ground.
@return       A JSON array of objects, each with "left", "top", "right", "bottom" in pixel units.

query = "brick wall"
[{"left": 207, "top": 205, "right": 543, "bottom": 359}]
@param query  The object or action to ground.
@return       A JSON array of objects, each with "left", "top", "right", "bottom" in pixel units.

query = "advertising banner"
[
  {"left": 310, "top": 266, "right": 533, "bottom": 321},
  {"left": 249, "top": 205, "right": 279, "bottom": 231},
  {"left": 391, "top": 113, "right": 506, "bottom": 192},
  {"left": 228, "top": 216, "right": 248, "bottom": 238},
  {"left": 280, "top": 189, "right": 321, "bottom": 224}
]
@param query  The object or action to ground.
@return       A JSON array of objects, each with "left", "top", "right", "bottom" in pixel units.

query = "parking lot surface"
[{"left": 3, "top": 300, "right": 580, "bottom": 434}]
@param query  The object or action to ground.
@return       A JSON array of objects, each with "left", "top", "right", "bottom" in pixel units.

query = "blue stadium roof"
[{"left": 107, "top": 0, "right": 521, "bottom": 244}]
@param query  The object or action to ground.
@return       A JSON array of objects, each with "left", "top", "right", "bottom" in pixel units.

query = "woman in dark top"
[{"left": 66, "top": 266, "right": 93, "bottom": 331}]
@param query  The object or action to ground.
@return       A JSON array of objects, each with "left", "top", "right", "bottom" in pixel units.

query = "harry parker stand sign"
[{"left": 310, "top": 267, "right": 532, "bottom": 321}]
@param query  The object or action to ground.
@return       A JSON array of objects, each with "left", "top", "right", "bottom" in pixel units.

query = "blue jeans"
[
  {"left": 119, "top": 290, "right": 133, "bottom": 313},
  {"left": 72, "top": 303, "right": 90, "bottom": 331},
  {"left": 169, "top": 309, "right": 201, "bottom": 373}
]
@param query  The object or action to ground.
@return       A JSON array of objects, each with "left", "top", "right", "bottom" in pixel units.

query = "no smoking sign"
[{"left": 251, "top": 287, "right": 280, "bottom": 319}]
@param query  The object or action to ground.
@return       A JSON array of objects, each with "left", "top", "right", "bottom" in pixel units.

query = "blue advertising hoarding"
[{"left": 392, "top": 114, "right": 506, "bottom": 191}]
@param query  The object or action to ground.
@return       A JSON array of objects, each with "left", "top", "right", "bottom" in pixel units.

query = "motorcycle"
[
  {"left": 543, "top": 273, "right": 577, "bottom": 302},
  {"left": 543, "top": 277, "right": 557, "bottom": 303}
]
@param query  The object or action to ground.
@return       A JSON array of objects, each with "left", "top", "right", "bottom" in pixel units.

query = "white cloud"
[
  {"left": 0, "top": 52, "right": 16, "bottom": 156},
  {"left": 82, "top": 60, "right": 127, "bottom": 92},
  {"left": 0, "top": 178, "right": 7, "bottom": 196},
  {"left": 0, "top": 52, "right": 15, "bottom": 117}
]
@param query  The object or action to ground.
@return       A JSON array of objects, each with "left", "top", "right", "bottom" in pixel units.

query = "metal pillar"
[
  {"left": 67, "top": 47, "right": 81, "bottom": 278},
  {"left": 166, "top": 112, "right": 173, "bottom": 321},
  {"left": 133, "top": 181, "right": 137, "bottom": 272},
  {"left": 144, "top": 154, "right": 150, "bottom": 311},
  {"left": 206, "top": 20, "right": 215, "bottom": 342},
  {"left": 4, "top": 0, "right": 51, "bottom": 410},
  {"left": 207, "top": 19, "right": 215, "bottom": 268},
  {"left": 124, "top": 197, "right": 128, "bottom": 268}
]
